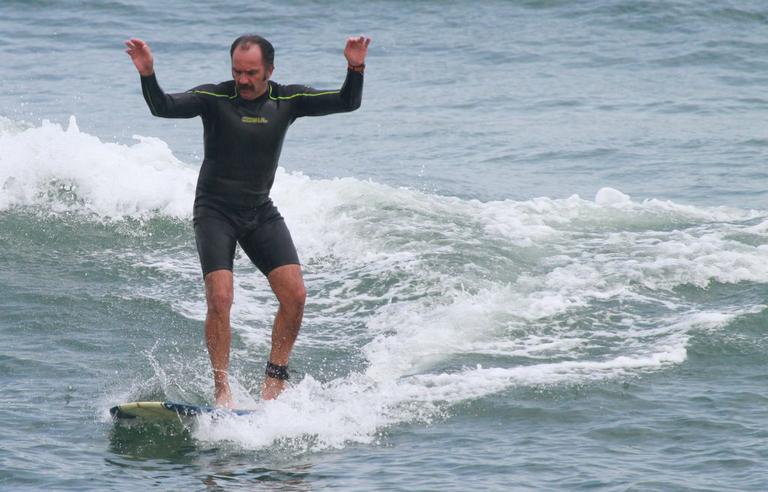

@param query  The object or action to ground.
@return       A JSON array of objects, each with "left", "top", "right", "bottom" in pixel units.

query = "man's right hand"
[{"left": 125, "top": 38, "right": 154, "bottom": 76}]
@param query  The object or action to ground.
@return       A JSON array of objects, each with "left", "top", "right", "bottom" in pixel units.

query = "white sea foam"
[
  {"left": 192, "top": 331, "right": 689, "bottom": 451},
  {"left": 190, "top": 269, "right": 768, "bottom": 450},
  {"left": 191, "top": 271, "right": 760, "bottom": 451},
  {"left": 0, "top": 116, "right": 197, "bottom": 217},
  {"left": 30, "top": 119, "right": 763, "bottom": 450},
  {"left": 191, "top": 188, "right": 765, "bottom": 450}
]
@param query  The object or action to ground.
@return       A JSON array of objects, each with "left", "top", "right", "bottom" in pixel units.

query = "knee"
[
  {"left": 282, "top": 284, "right": 306, "bottom": 312},
  {"left": 207, "top": 288, "right": 233, "bottom": 316}
]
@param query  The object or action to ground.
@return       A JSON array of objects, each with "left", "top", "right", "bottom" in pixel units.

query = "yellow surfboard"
[{"left": 110, "top": 401, "right": 254, "bottom": 421}]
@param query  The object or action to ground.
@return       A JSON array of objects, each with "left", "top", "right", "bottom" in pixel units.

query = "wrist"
[{"left": 347, "top": 63, "right": 365, "bottom": 73}]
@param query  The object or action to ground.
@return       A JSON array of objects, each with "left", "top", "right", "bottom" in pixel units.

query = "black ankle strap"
[{"left": 265, "top": 361, "right": 290, "bottom": 380}]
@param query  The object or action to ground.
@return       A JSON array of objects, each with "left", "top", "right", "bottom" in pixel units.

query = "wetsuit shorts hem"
[{"left": 193, "top": 199, "right": 300, "bottom": 277}]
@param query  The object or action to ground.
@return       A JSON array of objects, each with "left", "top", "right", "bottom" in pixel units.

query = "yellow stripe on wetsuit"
[
  {"left": 188, "top": 86, "right": 339, "bottom": 101},
  {"left": 190, "top": 89, "right": 237, "bottom": 99},
  {"left": 268, "top": 85, "right": 339, "bottom": 100}
]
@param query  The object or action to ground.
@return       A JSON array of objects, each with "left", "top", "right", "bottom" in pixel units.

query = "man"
[{"left": 125, "top": 34, "right": 370, "bottom": 406}]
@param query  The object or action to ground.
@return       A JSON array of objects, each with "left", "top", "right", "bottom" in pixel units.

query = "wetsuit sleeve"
[
  {"left": 140, "top": 73, "right": 208, "bottom": 118},
  {"left": 289, "top": 69, "right": 364, "bottom": 118}
]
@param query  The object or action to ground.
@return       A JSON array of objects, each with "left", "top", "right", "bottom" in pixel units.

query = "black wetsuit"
[{"left": 139, "top": 69, "right": 364, "bottom": 275}]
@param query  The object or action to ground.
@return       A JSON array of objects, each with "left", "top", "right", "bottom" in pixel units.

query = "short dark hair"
[{"left": 230, "top": 35, "right": 275, "bottom": 67}]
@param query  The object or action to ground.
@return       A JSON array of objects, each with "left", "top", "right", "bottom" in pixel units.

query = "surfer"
[{"left": 125, "top": 34, "right": 370, "bottom": 406}]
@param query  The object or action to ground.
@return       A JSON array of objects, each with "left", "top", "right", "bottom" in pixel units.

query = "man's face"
[{"left": 232, "top": 45, "right": 273, "bottom": 100}]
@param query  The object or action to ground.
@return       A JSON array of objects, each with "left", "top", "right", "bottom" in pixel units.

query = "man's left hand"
[{"left": 344, "top": 35, "right": 371, "bottom": 67}]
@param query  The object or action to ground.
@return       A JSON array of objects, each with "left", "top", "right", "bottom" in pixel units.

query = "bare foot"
[
  {"left": 214, "top": 383, "right": 234, "bottom": 408},
  {"left": 261, "top": 376, "right": 286, "bottom": 400}
]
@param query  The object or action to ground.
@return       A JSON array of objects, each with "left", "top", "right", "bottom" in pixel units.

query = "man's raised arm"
[
  {"left": 125, "top": 38, "right": 206, "bottom": 119},
  {"left": 291, "top": 36, "right": 371, "bottom": 118}
]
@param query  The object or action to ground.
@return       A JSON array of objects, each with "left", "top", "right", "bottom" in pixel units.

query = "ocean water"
[{"left": 1, "top": 1, "right": 767, "bottom": 490}]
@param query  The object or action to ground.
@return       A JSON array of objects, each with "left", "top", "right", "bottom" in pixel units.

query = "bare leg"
[
  {"left": 262, "top": 264, "right": 306, "bottom": 400},
  {"left": 204, "top": 269, "right": 234, "bottom": 408}
]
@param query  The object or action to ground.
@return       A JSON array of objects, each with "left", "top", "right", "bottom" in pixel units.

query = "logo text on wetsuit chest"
[{"left": 241, "top": 116, "right": 269, "bottom": 124}]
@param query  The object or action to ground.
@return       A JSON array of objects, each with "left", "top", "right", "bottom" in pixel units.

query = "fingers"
[
  {"left": 346, "top": 35, "right": 372, "bottom": 47},
  {"left": 124, "top": 38, "right": 148, "bottom": 54},
  {"left": 124, "top": 37, "right": 154, "bottom": 75}
]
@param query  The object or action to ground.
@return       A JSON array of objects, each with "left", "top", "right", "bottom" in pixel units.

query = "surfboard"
[{"left": 110, "top": 401, "right": 254, "bottom": 421}]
